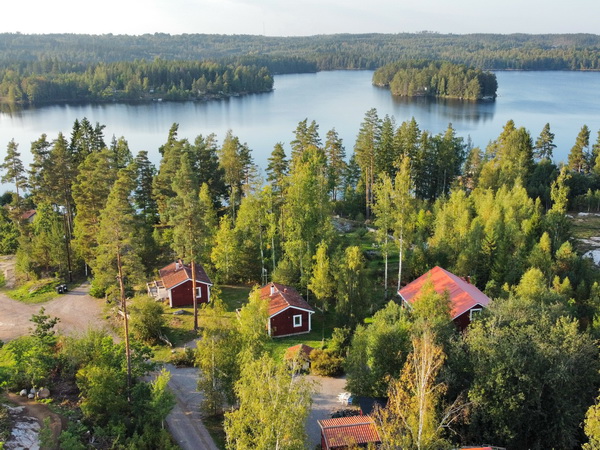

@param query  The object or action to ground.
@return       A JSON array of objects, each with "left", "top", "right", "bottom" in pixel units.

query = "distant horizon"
[
  {"left": 4, "top": 31, "right": 600, "bottom": 38},
  {"left": 4, "top": 0, "right": 599, "bottom": 37}
]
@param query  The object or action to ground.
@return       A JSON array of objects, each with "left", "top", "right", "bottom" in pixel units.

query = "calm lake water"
[{"left": 1, "top": 70, "right": 600, "bottom": 182}]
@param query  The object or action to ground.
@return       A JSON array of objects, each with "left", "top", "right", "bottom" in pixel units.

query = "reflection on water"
[
  {"left": 389, "top": 95, "right": 496, "bottom": 124},
  {"left": 0, "top": 70, "right": 599, "bottom": 171}
]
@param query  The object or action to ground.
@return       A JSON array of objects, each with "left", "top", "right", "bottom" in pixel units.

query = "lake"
[{"left": 1, "top": 70, "right": 600, "bottom": 182}]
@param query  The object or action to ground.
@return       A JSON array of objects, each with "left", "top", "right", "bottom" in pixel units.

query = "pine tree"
[
  {"left": 94, "top": 165, "right": 143, "bottom": 396},
  {"left": 169, "top": 153, "right": 204, "bottom": 330},
  {"left": 1, "top": 139, "right": 27, "bottom": 202},
  {"left": 266, "top": 142, "right": 289, "bottom": 198},
  {"left": 72, "top": 149, "right": 117, "bottom": 267},
  {"left": 324, "top": 129, "right": 346, "bottom": 201},
  {"left": 354, "top": 108, "right": 381, "bottom": 219},
  {"left": 534, "top": 123, "right": 556, "bottom": 160},
  {"left": 568, "top": 125, "right": 591, "bottom": 173}
]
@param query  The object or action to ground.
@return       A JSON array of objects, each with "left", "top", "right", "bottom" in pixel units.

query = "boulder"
[
  {"left": 37, "top": 387, "right": 50, "bottom": 399},
  {"left": 19, "top": 389, "right": 27, "bottom": 397},
  {"left": 27, "top": 393, "right": 34, "bottom": 399}
]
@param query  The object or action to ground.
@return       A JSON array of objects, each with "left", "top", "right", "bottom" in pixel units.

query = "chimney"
[
  {"left": 270, "top": 283, "right": 276, "bottom": 295},
  {"left": 465, "top": 276, "right": 471, "bottom": 284}
]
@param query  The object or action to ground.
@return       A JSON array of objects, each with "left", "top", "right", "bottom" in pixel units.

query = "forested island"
[
  {"left": 2, "top": 110, "right": 600, "bottom": 448},
  {"left": 0, "top": 32, "right": 599, "bottom": 105},
  {"left": 373, "top": 60, "right": 498, "bottom": 100}
]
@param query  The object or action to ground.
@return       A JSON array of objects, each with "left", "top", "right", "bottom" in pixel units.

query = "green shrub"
[
  {"left": 89, "top": 280, "right": 106, "bottom": 298},
  {"left": 310, "top": 349, "right": 344, "bottom": 377},
  {"left": 0, "top": 271, "right": 5, "bottom": 288},
  {"left": 129, "top": 297, "right": 167, "bottom": 345},
  {"left": 169, "top": 347, "right": 195, "bottom": 367}
]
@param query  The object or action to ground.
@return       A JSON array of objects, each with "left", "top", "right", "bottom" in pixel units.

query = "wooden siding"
[
  {"left": 270, "top": 307, "right": 311, "bottom": 337},
  {"left": 169, "top": 280, "right": 210, "bottom": 308}
]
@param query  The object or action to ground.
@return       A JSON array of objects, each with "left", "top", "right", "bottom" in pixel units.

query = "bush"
[
  {"left": 129, "top": 297, "right": 167, "bottom": 345},
  {"left": 89, "top": 279, "right": 106, "bottom": 298},
  {"left": 169, "top": 347, "right": 195, "bottom": 367},
  {"left": 310, "top": 349, "right": 344, "bottom": 377}
]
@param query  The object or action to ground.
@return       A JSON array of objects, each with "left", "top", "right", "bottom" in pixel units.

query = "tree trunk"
[
  {"left": 397, "top": 235, "right": 403, "bottom": 292},
  {"left": 117, "top": 250, "right": 132, "bottom": 402}
]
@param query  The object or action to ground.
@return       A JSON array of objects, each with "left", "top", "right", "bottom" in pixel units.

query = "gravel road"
[{"left": 0, "top": 282, "right": 110, "bottom": 342}]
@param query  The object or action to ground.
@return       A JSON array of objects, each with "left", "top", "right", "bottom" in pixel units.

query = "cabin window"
[
  {"left": 196, "top": 286, "right": 202, "bottom": 298},
  {"left": 293, "top": 314, "right": 302, "bottom": 328},
  {"left": 469, "top": 307, "right": 483, "bottom": 321}
]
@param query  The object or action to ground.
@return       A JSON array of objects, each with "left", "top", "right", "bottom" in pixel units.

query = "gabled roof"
[
  {"left": 318, "top": 415, "right": 381, "bottom": 449},
  {"left": 158, "top": 260, "right": 212, "bottom": 290},
  {"left": 398, "top": 266, "right": 490, "bottom": 320},
  {"left": 284, "top": 344, "right": 314, "bottom": 361},
  {"left": 259, "top": 283, "right": 314, "bottom": 317},
  {"left": 20, "top": 209, "right": 36, "bottom": 220}
]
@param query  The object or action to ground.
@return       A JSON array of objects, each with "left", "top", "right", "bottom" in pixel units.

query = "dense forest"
[
  {"left": 3, "top": 112, "right": 600, "bottom": 448},
  {"left": 1, "top": 32, "right": 600, "bottom": 71},
  {"left": 0, "top": 59, "right": 273, "bottom": 105},
  {"left": 373, "top": 60, "right": 498, "bottom": 100},
  {"left": 0, "top": 32, "right": 598, "bottom": 105}
]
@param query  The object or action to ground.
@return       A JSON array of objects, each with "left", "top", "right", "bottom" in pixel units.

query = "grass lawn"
[
  {"left": 5, "top": 278, "right": 82, "bottom": 304},
  {"left": 152, "top": 285, "right": 252, "bottom": 362}
]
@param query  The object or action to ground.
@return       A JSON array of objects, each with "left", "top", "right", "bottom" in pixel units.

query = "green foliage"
[
  {"left": 7, "top": 278, "right": 64, "bottom": 304},
  {"left": 129, "top": 296, "right": 167, "bottom": 345},
  {"left": 196, "top": 299, "right": 242, "bottom": 415},
  {"left": 309, "top": 349, "right": 344, "bottom": 376},
  {"left": 0, "top": 404, "right": 10, "bottom": 444},
  {"left": 224, "top": 354, "right": 313, "bottom": 450},
  {"left": 375, "top": 60, "right": 497, "bottom": 100},
  {"left": 466, "top": 289, "right": 599, "bottom": 449},
  {"left": 584, "top": 396, "right": 600, "bottom": 450},
  {"left": 345, "top": 301, "right": 411, "bottom": 397},
  {"left": 169, "top": 346, "right": 196, "bottom": 367}
]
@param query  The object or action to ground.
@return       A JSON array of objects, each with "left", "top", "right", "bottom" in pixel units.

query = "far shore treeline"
[{"left": 0, "top": 32, "right": 599, "bottom": 105}]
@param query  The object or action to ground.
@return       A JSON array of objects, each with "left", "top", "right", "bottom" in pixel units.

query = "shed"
[{"left": 318, "top": 415, "right": 381, "bottom": 449}]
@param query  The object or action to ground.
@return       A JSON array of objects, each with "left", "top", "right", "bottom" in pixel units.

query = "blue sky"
[{"left": 5, "top": 0, "right": 599, "bottom": 36}]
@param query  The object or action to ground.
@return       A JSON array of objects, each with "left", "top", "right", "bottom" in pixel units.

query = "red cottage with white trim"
[
  {"left": 147, "top": 260, "right": 213, "bottom": 308},
  {"left": 398, "top": 266, "right": 491, "bottom": 330},
  {"left": 259, "top": 283, "right": 314, "bottom": 338}
]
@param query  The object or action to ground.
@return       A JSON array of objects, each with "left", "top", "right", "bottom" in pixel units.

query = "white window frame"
[
  {"left": 293, "top": 314, "right": 302, "bottom": 328},
  {"left": 469, "top": 307, "right": 483, "bottom": 321},
  {"left": 196, "top": 286, "right": 202, "bottom": 298}
]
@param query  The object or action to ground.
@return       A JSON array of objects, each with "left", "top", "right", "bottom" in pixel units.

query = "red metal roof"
[
  {"left": 158, "top": 260, "right": 212, "bottom": 290},
  {"left": 398, "top": 266, "right": 490, "bottom": 320},
  {"left": 259, "top": 283, "right": 314, "bottom": 317},
  {"left": 318, "top": 415, "right": 381, "bottom": 449}
]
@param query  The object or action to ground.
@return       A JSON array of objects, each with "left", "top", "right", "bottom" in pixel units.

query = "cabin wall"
[
  {"left": 169, "top": 281, "right": 210, "bottom": 307},
  {"left": 270, "top": 308, "right": 311, "bottom": 337}
]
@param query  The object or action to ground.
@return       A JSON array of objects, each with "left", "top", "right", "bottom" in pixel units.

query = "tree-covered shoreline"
[
  {"left": 373, "top": 60, "right": 498, "bottom": 100},
  {"left": 0, "top": 59, "right": 273, "bottom": 106}
]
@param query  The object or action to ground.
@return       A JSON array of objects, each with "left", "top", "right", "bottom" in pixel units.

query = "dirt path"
[
  {"left": 6, "top": 393, "right": 66, "bottom": 447},
  {"left": 163, "top": 363, "right": 219, "bottom": 450},
  {"left": 0, "top": 282, "right": 110, "bottom": 343}
]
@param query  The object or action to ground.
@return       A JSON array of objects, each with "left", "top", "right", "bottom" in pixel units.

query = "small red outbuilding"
[
  {"left": 147, "top": 260, "right": 213, "bottom": 308},
  {"left": 259, "top": 283, "right": 315, "bottom": 338},
  {"left": 318, "top": 415, "right": 381, "bottom": 450}
]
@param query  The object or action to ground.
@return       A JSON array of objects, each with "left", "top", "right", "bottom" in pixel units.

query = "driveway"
[
  {"left": 305, "top": 375, "right": 354, "bottom": 448},
  {"left": 0, "top": 282, "right": 110, "bottom": 342},
  {"left": 163, "top": 363, "right": 219, "bottom": 450}
]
